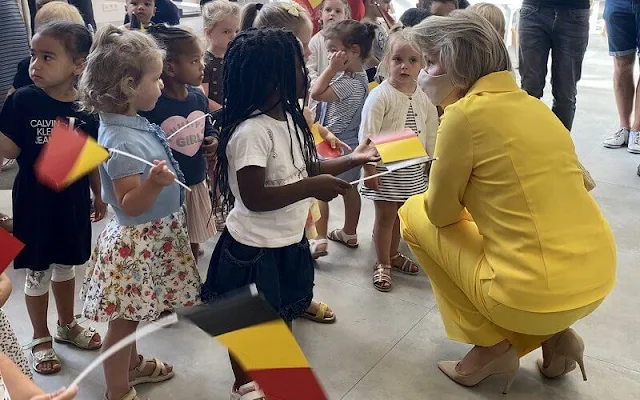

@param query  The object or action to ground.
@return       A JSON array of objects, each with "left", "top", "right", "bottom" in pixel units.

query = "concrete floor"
[{"left": 1, "top": 26, "right": 639, "bottom": 399}]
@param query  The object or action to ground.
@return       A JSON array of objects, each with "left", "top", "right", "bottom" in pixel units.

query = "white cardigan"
[
  {"left": 359, "top": 80, "right": 439, "bottom": 158},
  {"left": 307, "top": 32, "right": 328, "bottom": 85}
]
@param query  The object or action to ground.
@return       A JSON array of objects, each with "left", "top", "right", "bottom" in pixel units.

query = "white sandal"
[
  {"left": 327, "top": 229, "right": 358, "bottom": 248},
  {"left": 309, "top": 238, "right": 329, "bottom": 259},
  {"left": 104, "top": 387, "right": 140, "bottom": 400},
  {"left": 230, "top": 381, "right": 265, "bottom": 400}
]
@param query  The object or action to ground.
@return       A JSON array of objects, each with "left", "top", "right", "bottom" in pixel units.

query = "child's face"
[
  {"left": 321, "top": 0, "right": 347, "bottom": 28},
  {"left": 131, "top": 57, "right": 164, "bottom": 112},
  {"left": 127, "top": 0, "right": 155, "bottom": 26},
  {"left": 326, "top": 37, "right": 360, "bottom": 66},
  {"left": 431, "top": 1, "right": 456, "bottom": 16},
  {"left": 388, "top": 42, "right": 423, "bottom": 86},
  {"left": 29, "top": 33, "right": 83, "bottom": 90},
  {"left": 207, "top": 15, "right": 240, "bottom": 54},
  {"left": 169, "top": 46, "right": 205, "bottom": 87}
]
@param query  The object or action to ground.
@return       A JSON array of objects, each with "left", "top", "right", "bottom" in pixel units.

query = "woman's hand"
[
  {"left": 147, "top": 160, "right": 176, "bottom": 188},
  {"left": 350, "top": 139, "right": 380, "bottom": 165},
  {"left": 362, "top": 164, "right": 380, "bottom": 190},
  {"left": 31, "top": 385, "right": 78, "bottom": 400}
]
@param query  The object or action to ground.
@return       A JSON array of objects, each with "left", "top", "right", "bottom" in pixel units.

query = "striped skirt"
[{"left": 360, "top": 164, "right": 427, "bottom": 202}]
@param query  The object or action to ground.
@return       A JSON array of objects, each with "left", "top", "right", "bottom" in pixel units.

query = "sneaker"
[
  {"left": 603, "top": 128, "right": 630, "bottom": 148},
  {"left": 628, "top": 130, "right": 640, "bottom": 153},
  {"left": 230, "top": 381, "right": 265, "bottom": 400}
]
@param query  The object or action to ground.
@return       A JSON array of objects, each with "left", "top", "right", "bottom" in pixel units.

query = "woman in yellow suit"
[{"left": 401, "top": 11, "right": 616, "bottom": 394}]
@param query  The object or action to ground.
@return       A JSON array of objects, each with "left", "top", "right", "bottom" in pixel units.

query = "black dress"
[{"left": 0, "top": 86, "right": 98, "bottom": 271}]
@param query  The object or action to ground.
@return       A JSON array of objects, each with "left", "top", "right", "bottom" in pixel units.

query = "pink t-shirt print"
[{"left": 161, "top": 110, "right": 206, "bottom": 157}]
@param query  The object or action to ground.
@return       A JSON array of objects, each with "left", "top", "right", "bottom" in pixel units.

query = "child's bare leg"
[
  {"left": 129, "top": 339, "right": 173, "bottom": 376},
  {"left": 25, "top": 292, "right": 53, "bottom": 371},
  {"left": 389, "top": 204, "right": 402, "bottom": 257},
  {"left": 190, "top": 243, "right": 199, "bottom": 264},
  {"left": 373, "top": 200, "right": 398, "bottom": 265},
  {"left": 342, "top": 186, "right": 361, "bottom": 239},
  {"left": 104, "top": 319, "right": 138, "bottom": 400},
  {"left": 389, "top": 202, "right": 419, "bottom": 274},
  {"left": 313, "top": 201, "right": 330, "bottom": 252}
]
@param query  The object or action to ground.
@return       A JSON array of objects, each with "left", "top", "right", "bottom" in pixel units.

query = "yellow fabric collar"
[{"left": 467, "top": 71, "right": 518, "bottom": 96}]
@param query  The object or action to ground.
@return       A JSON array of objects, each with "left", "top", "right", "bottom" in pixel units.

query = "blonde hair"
[
  {"left": 203, "top": 0, "right": 241, "bottom": 32},
  {"left": 378, "top": 27, "right": 424, "bottom": 78},
  {"left": 468, "top": 2, "right": 506, "bottom": 38},
  {"left": 35, "top": 1, "right": 84, "bottom": 29},
  {"left": 410, "top": 10, "right": 511, "bottom": 91},
  {"left": 243, "top": 2, "right": 312, "bottom": 38},
  {"left": 78, "top": 25, "right": 164, "bottom": 114}
]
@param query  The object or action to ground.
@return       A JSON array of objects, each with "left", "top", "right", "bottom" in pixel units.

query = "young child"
[
  {"left": 9, "top": 2, "right": 86, "bottom": 95},
  {"left": 0, "top": 274, "right": 30, "bottom": 378},
  {"left": 79, "top": 25, "right": 201, "bottom": 400},
  {"left": 123, "top": 0, "right": 155, "bottom": 31},
  {"left": 142, "top": 24, "right": 218, "bottom": 263},
  {"left": 202, "top": 28, "right": 377, "bottom": 399},
  {"left": 310, "top": 19, "right": 374, "bottom": 258},
  {"left": 202, "top": 0, "right": 240, "bottom": 112},
  {"left": 307, "top": 0, "right": 350, "bottom": 84},
  {"left": 360, "top": 29, "right": 439, "bottom": 292},
  {"left": 361, "top": 0, "right": 390, "bottom": 80},
  {"left": 468, "top": 2, "right": 506, "bottom": 39},
  {"left": 0, "top": 21, "right": 103, "bottom": 376}
]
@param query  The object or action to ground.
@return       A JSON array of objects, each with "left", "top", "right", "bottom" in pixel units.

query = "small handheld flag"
[
  {"left": 35, "top": 119, "right": 109, "bottom": 191},
  {"left": 370, "top": 129, "right": 428, "bottom": 164},
  {"left": 181, "top": 288, "right": 328, "bottom": 400},
  {"left": 0, "top": 229, "right": 25, "bottom": 275},
  {"left": 312, "top": 123, "right": 342, "bottom": 159}
]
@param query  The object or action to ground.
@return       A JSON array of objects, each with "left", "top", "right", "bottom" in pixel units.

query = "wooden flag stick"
[
  {"left": 108, "top": 148, "right": 192, "bottom": 191},
  {"left": 350, "top": 157, "right": 438, "bottom": 185}
]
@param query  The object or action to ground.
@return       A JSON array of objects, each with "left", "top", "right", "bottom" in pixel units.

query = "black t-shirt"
[
  {"left": 141, "top": 86, "right": 216, "bottom": 186},
  {"left": 13, "top": 57, "right": 32, "bottom": 90},
  {"left": 0, "top": 85, "right": 98, "bottom": 270},
  {"left": 522, "top": 0, "right": 590, "bottom": 9}
]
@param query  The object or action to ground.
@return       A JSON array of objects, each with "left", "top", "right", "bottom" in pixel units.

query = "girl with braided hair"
[{"left": 201, "top": 28, "right": 378, "bottom": 399}]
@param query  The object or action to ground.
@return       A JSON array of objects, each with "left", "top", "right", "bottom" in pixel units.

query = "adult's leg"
[
  {"left": 550, "top": 8, "right": 590, "bottom": 131},
  {"left": 613, "top": 54, "right": 636, "bottom": 130},
  {"left": 519, "top": 5, "right": 554, "bottom": 99}
]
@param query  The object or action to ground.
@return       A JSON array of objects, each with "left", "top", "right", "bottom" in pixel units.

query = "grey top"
[
  {"left": 0, "top": 1, "right": 30, "bottom": 110},
  {"left": 98, "top": 113, "right": 185, "bottom": 226}
]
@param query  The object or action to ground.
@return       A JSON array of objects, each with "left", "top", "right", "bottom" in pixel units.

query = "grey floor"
[{"left": 1, "top": 27, "right": 639, "bottom": 399}]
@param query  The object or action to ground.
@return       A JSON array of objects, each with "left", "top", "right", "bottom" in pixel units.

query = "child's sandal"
[
  {"left": 25, "top": 336, "right": 62, "bottom": 375},
  {"left": 373, "top": 264, "right": 392, "bottom": 292},
  {"left": 309, "top": 238, "right": 329, "bottom": 259},
  {"left": 104, "top": 387, "right": 140, "bottom": 400},
  {"left": 391, "top": 253, "right": 420, "bottom": 275},
  {"left": 129, "top": 355, "right": 174, "bottom": 386},
  {"left": 55, "top": 318, "right": 102, "bottom": 350},
  {"left": 327, "top": 229, "right": 358, "bottom": 248},
  {"left": 231, "top": 381, "right": 266, "bottom": 400}
]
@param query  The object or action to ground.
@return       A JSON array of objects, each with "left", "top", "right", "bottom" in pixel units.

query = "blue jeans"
[
  {"left": 604, "top": 0, "right": 640, "bottom": 56},
  {"left": 518, "top": 5, "right": 590, "bottom": 131}
]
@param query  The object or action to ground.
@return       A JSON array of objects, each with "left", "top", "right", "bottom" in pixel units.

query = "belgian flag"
[{"left": 181, "top": 289, "right": 327, "bottom": 400}]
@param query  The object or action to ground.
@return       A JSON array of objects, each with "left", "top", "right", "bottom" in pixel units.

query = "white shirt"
[
  {"left": 307, "top": 31, "right": 329, "bottom": 85},
  {"left": 359, "top": 80, "right": 440, "bottom": 158},
  {"left": 225, "top": 113, "right": 313, "bottom": 248}
]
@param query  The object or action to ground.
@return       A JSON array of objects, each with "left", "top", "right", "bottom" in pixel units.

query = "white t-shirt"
[{"left": 225, "top": 113, "right": 313, "bottom": 248}]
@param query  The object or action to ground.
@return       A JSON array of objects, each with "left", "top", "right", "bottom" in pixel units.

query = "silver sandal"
[
  {"left": 24, "top": 336, "right": 62, "bottom": 375},
  {"left": 55, "top": 318, "right": 102, "bottom": 350}
]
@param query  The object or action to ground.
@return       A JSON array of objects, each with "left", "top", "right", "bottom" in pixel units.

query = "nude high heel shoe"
[
  {"left": 438, "top": 346, "right": 520, "bottom": 394},
  {"left": 537, "top": 328, "right": 587, "bottom": 381}
]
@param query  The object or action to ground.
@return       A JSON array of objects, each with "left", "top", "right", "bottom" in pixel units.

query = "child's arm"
[
  {"left": 0, "top": 132, "right": 20, "bottom": 159},
  {"left": 311, "top": 139, "right": 380, "bottom": 177},
  {"left": 89, "top": 169, "right": 107, "bottom": 222},
  {"left": 310, "top": 51, "right": 349, "bottom": 103},
  {"left": 112, "top": 160, "right": 176, "bottom": 217},
  {"left": 0, "top": 273, "right": 12, "bottom": 308},
  {"left": 200, "top": 83, "right": 222, "bottom": 112}
]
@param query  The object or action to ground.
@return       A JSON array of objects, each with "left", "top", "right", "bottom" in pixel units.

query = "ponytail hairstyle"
[
  {"left": 147, "top": 24, "right": 202, "bottom": 63},
  {"left": 78, "top": 25, "right": 164, "bottom": 114},
  {"left": 241, "top": 1, "right": 312, "bottom": 38},
  {"left": 35, "top": 21, "right": 92, "bottom": 67},
  {"left": 323, "top": 19, "right": 376, "bottom": 60},
  {"left": 215, "top": 28, "right": 317, "bottom": 212}
]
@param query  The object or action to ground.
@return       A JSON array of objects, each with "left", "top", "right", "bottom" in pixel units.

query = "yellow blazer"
[{"left": 425, "top": 71, "right": 616, "bottom": 313}]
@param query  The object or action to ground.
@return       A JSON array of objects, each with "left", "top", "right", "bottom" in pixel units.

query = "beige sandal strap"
[
  {"left": 315, "top": 302, "right": 328, "bottom": 319},
  {"left": 137, "top": 357, "right": 167, "bottom": 378},
  {"left": 373, "top": 264, "right": 392, "bottom": 288}
]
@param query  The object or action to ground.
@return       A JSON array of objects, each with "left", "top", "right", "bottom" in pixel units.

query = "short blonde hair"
[
  {"left": 378, "top": 27, "right": 424, "bottom": 78},
  {"left": 35, "top": 1, "right": 84, "bottom": 29},
  {"left": 78, "top": 25, "right": 164, "bottom": 114},
  {"left": 468, "top": 2, "right": 506, "bottom": 38},
  {"left": 410, "top": 10, "right": 511, "bottom": 91},
  {"left": 246, "top": 2, "right": 312, "bottom": 38},
  {"left": 203, "top": 0, "right": 240, "bottom": 32}
]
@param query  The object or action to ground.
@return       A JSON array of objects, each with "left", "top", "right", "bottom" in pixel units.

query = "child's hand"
[
  {"left": 328, "top": 51, "right": 349, "bottom": 72},
  {"left": 321, "top": 128, "right": 351, "bottom": 153},
  {"left": 203, "top": 137, "right": 218, "bottom": 161},
  {"left": 310, "top": 174, "right": 352, "bottom": 202},
  {"left": 91, "top": 197, "right": 107, "bottom": 222},
  {"left": 351, "top": 138, "right": 380, "bottom": 165},
  {"left": 363, "top": 164, "right": 380, "bottom": 190},
  {"left": 147, "top": 160, "right": 176, "bottom": 188},
  {"left": 31, "top": 385, "right": 78, "bottom": 400}
]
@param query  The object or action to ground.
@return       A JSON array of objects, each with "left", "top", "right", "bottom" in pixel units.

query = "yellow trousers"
[{"left": 399, "top": 196, "right": 602, "bottom": 356}]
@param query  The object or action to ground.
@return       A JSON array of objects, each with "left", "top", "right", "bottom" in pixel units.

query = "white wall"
[{"left": 93, "top": 0, "right": 126, "bottom": 27}]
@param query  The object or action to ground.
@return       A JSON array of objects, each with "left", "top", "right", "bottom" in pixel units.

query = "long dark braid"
[{"left": 215, "top": 28, "right": 318, "bottom": 212}]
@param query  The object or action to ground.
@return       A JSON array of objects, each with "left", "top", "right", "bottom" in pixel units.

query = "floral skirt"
[{"left": 81, "top": 210, "right": 202, "bottom": 322}]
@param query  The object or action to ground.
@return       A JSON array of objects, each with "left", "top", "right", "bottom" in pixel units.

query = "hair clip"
[{"left": 282, "top": 2, "right": 305, "bottom": 17}]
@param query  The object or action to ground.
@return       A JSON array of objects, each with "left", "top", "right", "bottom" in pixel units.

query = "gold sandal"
[
  {"left": 373, "top": 264, "right": 392, "bottom": 292},
  {"left": 24, "top": 336, "right": 62, "bottom": 375},
  {"left": 129, "top": 355, "right": 175, "bottom": 386},
  {"left": 105, "top": 387, "right": 140, "bottom": 400},
  {"left": 55, "top": 318, "right": 102, "bottom": 350},
  {"left": 391, "top": 253, "right": 420, "bottom": 275}
]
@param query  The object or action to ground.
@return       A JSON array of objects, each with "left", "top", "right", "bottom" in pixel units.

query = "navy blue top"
[{"left": 141, "top": 87, "right": 216, "bottom": 186}]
